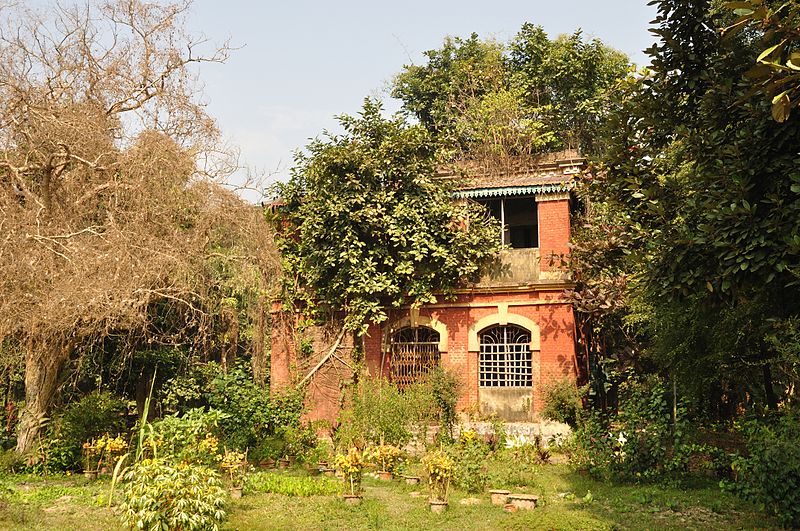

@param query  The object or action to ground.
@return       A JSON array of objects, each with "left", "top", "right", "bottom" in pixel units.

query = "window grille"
[
  {"left": 479, "top": 325, "right": 532, "bottom": 387},
  {"left": 389, "top": 327, "right": 440, "bottom": 390}
]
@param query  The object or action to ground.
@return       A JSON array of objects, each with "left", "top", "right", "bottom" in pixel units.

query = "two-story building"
[{"left": 270, "top": 150, "right": 583, "bottom": 422}]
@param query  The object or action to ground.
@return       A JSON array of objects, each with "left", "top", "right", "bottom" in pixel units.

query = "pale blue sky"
[{"left": 188, "top": 1, "right": 658, "bottom": 193}]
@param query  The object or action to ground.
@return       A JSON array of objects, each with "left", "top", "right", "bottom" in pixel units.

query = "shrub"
[
  {"left": 206, "top": 363, "right": 304, "bottom": 450},
  {"left": 146, "top": 408, "right": 227, "bottom": 465},
  {"left": 421, "top": 449, "right": 454, "bottom": 501},
  {"left": 568, "top": 375, "right": 690, "bottom": 482},
  {"left": 119, "top": 458, "right": 227, "bottom": 531},
  {"left": 335, "top": 368, "right": 461, "bottom": 449},
  {"left": 334, "top": 447, "right": 365, "bottom": 495},
  {"left": 335, "top": 379, "right": 411, "bottom": 448},
  {"left": 451, "top": 432, "right": 489, "bottom": 493},
  {"left": 38, "top": 391, "right": 127, "bottom": 471},
  {"left": 725, "top": 410, "right": 800, "bottom": 528},
  {"left": 366, "top": 444, "right": 403, "bottom": 473},
  {"left": 161, "top": 362, "right": 220, "bottom": 414},
  {"left": 541, "top": 378, "right": 584, "bottom": 427},
  {"left": 427, "top": 367, "right": 460, "bottom": 442},
  {"left": 281, "top": 423, "right": 318, "bottom": 462}
]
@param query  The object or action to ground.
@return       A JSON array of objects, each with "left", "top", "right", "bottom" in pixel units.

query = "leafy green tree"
[
  {"left": 721, "top": 0, "right": 800, "bottom": 122},
  {"left": 278, "top": 99, "right": 501, "bottom": 335},
  {"left": 392, "top": 25, "right": 629, "bottom": 158},
  {"left": 573, "top": 0, "right": 800, "bottom": 414}
]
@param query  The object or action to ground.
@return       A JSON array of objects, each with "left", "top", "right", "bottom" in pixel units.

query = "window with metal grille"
[
  {"left": 389, "top": 327, "right": 440, "bottom": 390},
  {"left": 479, "top": 325, "right": 532, "bottom": 387}
]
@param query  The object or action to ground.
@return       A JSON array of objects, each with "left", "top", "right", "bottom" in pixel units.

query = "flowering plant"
[
  {"left": 220, "top": 449, "right": 248, "bottom": 487},
  {"left": 421, "top": 449, "right": 454, "bottom": 502},
  {"left": 83, "top": 433, "right": 129, "bottom": 471},
  {"left": 459, "top": 430, "right": 480, "bottom": 445},
  {"left": 366, "top": 444, "right": 403, "bottom": 473},
  {"left": 334, "top": 447, "right": 364, "bottom": 495}
]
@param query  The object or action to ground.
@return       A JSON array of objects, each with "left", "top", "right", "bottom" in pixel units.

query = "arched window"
[
  {"left": 479, "top": 325, "right": 532, "bottom": 387},
  {"left": 389, "top": 327, "right": 440, "bottom": 390}
]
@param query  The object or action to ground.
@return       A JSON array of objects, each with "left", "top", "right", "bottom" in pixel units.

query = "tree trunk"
[
  {"left": 763, "top": 363, "right": 778, "bottom": 411},
  {"left": 16, "top": 343, "right": 67, "bottom": 454}
]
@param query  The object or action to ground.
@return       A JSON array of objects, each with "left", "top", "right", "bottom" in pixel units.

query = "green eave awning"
[{"left": 453, "top": 183, "right": 573, "bottom": 199}]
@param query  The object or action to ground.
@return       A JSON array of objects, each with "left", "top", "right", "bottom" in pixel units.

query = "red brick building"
[{"left": 271, "top": 150, "right": 583, "bottom": 423}]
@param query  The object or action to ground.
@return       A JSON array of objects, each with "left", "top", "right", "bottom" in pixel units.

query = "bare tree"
[{"left": 0, "top": 0, "right": 278, "bottom": 453}]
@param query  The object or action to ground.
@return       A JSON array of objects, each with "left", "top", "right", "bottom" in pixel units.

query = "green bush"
[
  {"left": 206, "top": 363, "right": 304, "bottom": 450},
  {"left": 146, "top": 408, "right": 227, "bottom": 465},
  {"left": 427, "top": 367, "right": 460, "bottom": 442},
  {"left": 451, "top": 432, "right": 489, "bottom": 493},
  {"left": 335, "top": 379, "right": 411, "bottom": 448},
  {"left": 246, "top": 472, "right": 339, "bottom": 496},
  {"left": 281, "top": 423, "right": 318, "bottom": 462},
  {"left": 36, "top": 391, "right": 127, "bottom": 472},
  {"left": 119, "top": 458, "right": 227, "bottom": 531},
  {"left": 336, "top": 368, "right": 461, "bottom": 449},
  {"left": 725, "top": 410, "right": 800, "bottom": 528},
  {"left": 161, "top": 362, "right": 220, "bottom": 414},
  {"left": 541, "top": 378, "right": 584, "bottom": 427},
  {"left": 569, "top": 375, "right": 690, "bottom": 483}
]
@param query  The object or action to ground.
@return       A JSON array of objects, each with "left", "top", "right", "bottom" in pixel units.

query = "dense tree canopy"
[
  {"left": 571, "top": 0, "right": 800, "bottom": 414},
  {"left": 0, "top": 0, "right": 277, "bottom": 452},
  {"left": 278, "top": 100, "right": 502, "bottom": 335},
  {"left": 392, "top": 26, "right": 629, "bottom": 162}
]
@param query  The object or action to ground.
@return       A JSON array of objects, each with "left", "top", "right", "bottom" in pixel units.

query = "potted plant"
[
  {"left": 250, "top": 441, "right": 278, "bottom": 469},
  {"left": 220, "top": 449, "right": 248, "bottom": 499},
  {"left": 422, "top": 449, "right": 454, "bottom": 513},
  {"left": 97, "top": 433, "right": 128, "bottom": 475},
  {"left": 82, "top": 438, "right": 100, "bottom": 479},
  {"left": 367, "top": 444, "right": 402, "bottom": 481},
  {"left": 334, "top": 447, "right": 364, "bottom": 505}
]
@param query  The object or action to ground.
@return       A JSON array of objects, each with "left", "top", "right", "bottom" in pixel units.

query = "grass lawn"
[{"left": 0, "top": 463, "right": 777, "bottom": 530}]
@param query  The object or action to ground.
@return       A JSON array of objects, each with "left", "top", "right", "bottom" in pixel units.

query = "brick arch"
[
  {"left": 382, "top": 314, "right": 448, "bottom": 352},
  {"left": 468, "top": 312, "right": 540, "bottom": 352}
]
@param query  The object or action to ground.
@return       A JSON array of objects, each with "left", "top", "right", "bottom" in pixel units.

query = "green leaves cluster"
[
  {"left": 392, "top": 25, "right": 629, "bottom": 158},
  {"left": 726, "top": 409, "right": 800, "bottom": 527},
  {"left": 278, "top": 100, "right": 501, "bottom": 334},
  {"left": 721, "top": 0, "right": 800, "bottom": 122},
  {"left": 571, "top": 0, "right": 800, "bottom": 412},
  {"left": 120, "top": 458, "right": 227, "bottom": 531},
  {"left": 245, "top": 472, "right": 339, "bottom": 497}
]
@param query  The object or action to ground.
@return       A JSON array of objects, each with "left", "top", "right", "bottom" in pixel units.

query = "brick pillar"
[
  {"left": 269, "top": 301, "right": 294, "bottom": 392},
  {"left": 363, "top": 323, "right": 386, "bottom": 378},
  {"left": 537, "top": 195, "right": 570, "bottom": 271}
]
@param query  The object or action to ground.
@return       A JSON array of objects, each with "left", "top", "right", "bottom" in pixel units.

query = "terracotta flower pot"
[
  {"left": 489, "top": 489, "right": 510, "bottom": 506},
  {"left": 507, "top": 493, "right": 538, "bottom": 510},
  {"left": 323, "top": 468, "right": 336, "bottom": 477},
  {"left": 377, "top": 470, "right": 392, "bottom": 481},
  {"left": 83, "top": 470, "right": 98, "bottom": 480},
  {"left": 429, "top": 500, "right": 448, "bottom": 513},
  {"left": 278, "top": 458, "right": 290, "bottom": 469},
  {"left": 343, "top": 493, "right": 363, "bottom": 506},
  {"left": 230, "top": 486, "right": 243, "bottom": 499},
  {"left": 403, "top": 475, "right": 420, "bottom": 485}
]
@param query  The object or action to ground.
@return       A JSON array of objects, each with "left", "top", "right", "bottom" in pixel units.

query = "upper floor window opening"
[{"left": 477, "top": 196, "right": 538, "bottom": 249}]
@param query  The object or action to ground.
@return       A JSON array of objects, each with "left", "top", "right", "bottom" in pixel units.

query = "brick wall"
[
  {"left": 362, "top": 290, "right": 577, "bottom": 419},
  {"left": 538, "top": 198, "right": 570, "bottom": 271},
  {"left": 270, "top": 195, "right": 577, "bottom": 422}
]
